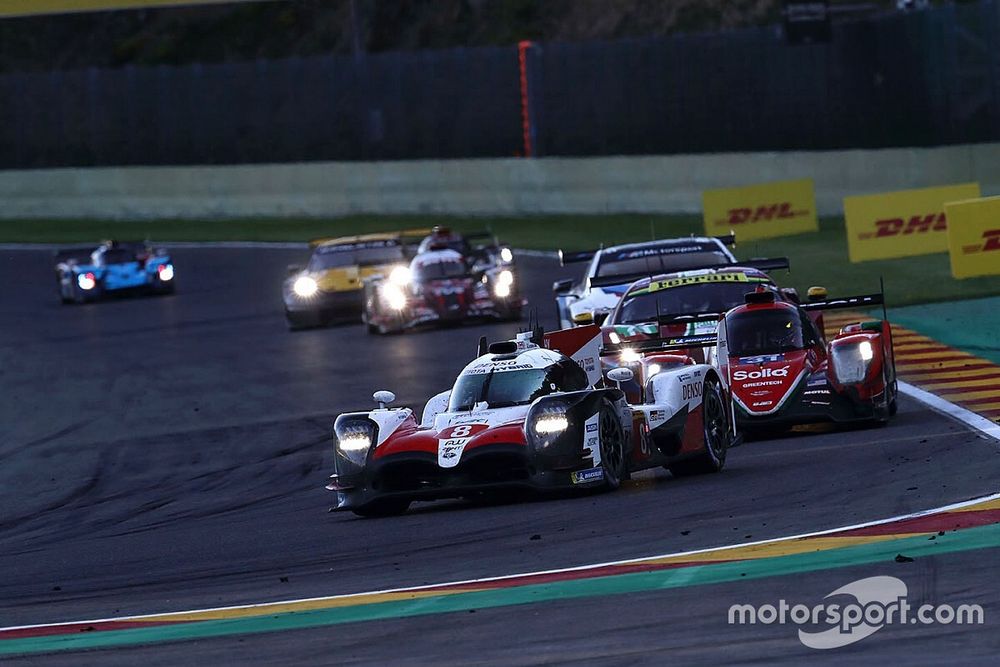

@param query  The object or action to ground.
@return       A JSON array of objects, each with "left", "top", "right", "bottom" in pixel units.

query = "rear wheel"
[
  {"left": 352, "top": 498, "right": 411, "bottom": 518},
  {"left": 669, "top": 378, "right": 729, "bottom": 477},
  {"left": 597, "top": 399, "right": 627, "bottom": 490}
]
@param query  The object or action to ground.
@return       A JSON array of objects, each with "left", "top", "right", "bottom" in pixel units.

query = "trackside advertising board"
[
  {"left": 843, "top": 183, "right": 981, "bottom": 263},
  {"left": 702, "top": 179, "right": 818, "bottom": 242},
  {"left": 945, "top": 196, "right": 1000, "bottom": 279}
]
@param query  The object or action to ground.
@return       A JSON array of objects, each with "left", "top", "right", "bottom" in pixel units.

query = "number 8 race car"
[{"left": 327, "top": 325, "right": 739, "bottom": 517}]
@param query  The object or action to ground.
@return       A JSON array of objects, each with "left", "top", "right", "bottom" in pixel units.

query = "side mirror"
[
  {"left": 572, "top": 310, "right": 594, "bottom": 325},
  {"left": 287, "top": 264, "right": 303, "bottom": 276},
  {"left": 606, "top": 367, "right": 634, "bottom": 389},
  {"left": 373, "top": 390, "right": 396, "bottom": 409},
  {"left": 552, "top": 278, "right": 574, "bottom": 294},
  {"left": 593, "top": 309, "right": 610, "bottom": 326}
]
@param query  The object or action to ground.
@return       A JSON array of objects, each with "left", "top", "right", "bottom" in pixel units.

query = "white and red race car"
[
  {"left": 362, "top": 248, "right": 524, "bottom": 334},
  {"left": 327, "top": 325, "right": 739, "bottom": 516}
]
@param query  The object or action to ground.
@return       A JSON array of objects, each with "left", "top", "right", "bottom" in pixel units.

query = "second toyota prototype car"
[
  {"left": 327, "top": 325, "right": 738, "bottom": 516},
  {"left": 553, "top": 235, "right": 737, "bottom": 329},
  {"left": 361, "top": 247, "right": 524, "bottom": 334},
  {"left": 55, "top": 240, "right": 175, "bottom": 304},
  {"left": 718, "top": 289, "right": 898, "bottom": 433},
  {"left": 283, "top": 233, "right": 419, "bottom": 329}
]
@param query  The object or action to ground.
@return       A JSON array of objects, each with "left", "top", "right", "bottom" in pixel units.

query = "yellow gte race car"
[{"left": 283, "top": 232, "right": 427, "bottom": 329}]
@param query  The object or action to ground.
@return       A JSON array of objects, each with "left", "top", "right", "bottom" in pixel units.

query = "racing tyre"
[
  {"left": 351, "top": 498, "right": 411, "bottom": 518},
  {"left": 669, "top": 378, "right": 728, "bottom": 477},
  {"left": 597, "top": 399, "right": 627, "bottom": 490}
]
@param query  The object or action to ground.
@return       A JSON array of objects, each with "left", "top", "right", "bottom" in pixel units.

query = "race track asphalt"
[{"left": 1, "top": 247, "right": 998, "bottom": 664}]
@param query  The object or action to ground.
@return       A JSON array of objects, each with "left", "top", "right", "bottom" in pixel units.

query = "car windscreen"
[
  {"left": 413, "top": 259, "right": 468, "bottom": 281},
  {"left": 448, "top": 368, "right": 553, "bottom": 411},
  {"left": 595, "top": 250, "right": 730, "bottom": 278},
  {"left": 613, "top": 281, "right": 773, "bottom": 324},
  {"left": 726, "top": 308, "right": 805, "bottom": 357},
  {"left": 309, "top": 241, "right": 403, "bottom": 270}
]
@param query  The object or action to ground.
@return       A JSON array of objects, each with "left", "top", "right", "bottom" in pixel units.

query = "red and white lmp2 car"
[
  {"left": 327, "top": 325, "right": 738, "bottom": 517},
  {"left": 719, "top": 290, "right": 898, "bottom": 432}
]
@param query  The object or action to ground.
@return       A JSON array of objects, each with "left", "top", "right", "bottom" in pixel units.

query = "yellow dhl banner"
[
  {"left": 843, "top": 183, "right": 981, "bottom": 263},
  {"left": 0, "top": 0, "right": 264, "bottom": 18},
  {"left": 702, "top": 179, "right": 818, "bottom": 242},
  {"left": 945, "top": 196, "right": 1000, "bottom": 279}
]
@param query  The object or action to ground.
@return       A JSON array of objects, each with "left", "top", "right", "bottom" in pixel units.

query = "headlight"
[
  {"left": 77, "top": 272, "right": 96, "bottom": 290},
  {"left": 335, "top": 421, "right": 376, "bottom": 467},
  {"left": 532, "top": 405, "right": 569, "bottom": 435},
  {"left": 620, "top": 347, "right": 641, "bottom": 363},
  {"left": 389, "top": 265, "right": 411, "bottom": 286},
  {"left": 608, "top": 331, "right": 621, "bottom": 344},
  {"left": 157, "top": 264, "right": 174, "bottom": 282},
  {"left": 500, "top": 247, "right": 513, "bottom": 263},
  {"left": 293, "top": 276, "right": 318, "bottom": 298},
  {"left": 831, "top": 342, "right": 873, "bottom": 384},
  {"left": 494, "top": 281, "right": 511, "bottom": 298},
  {"left": 498, "top": 269, "right": 514, "bottom": 286},
  {"left": 647, "top": 363, "right": 662, "bottom": 377},
  {"left": 382, "top": 283, "right": 407, "bottom": 310}
]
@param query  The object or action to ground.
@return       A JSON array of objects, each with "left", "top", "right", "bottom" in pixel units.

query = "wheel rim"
[
  {"left": 703, "top": 385, "right": 727, "bottom": 460},
  {"left": 599, "top": 408, "right": 623, "bottom": 483}
]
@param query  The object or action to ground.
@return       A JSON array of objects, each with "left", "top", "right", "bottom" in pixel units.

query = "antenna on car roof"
[{"left": 477, "top": 335, "right": 488, "bottom": 358}]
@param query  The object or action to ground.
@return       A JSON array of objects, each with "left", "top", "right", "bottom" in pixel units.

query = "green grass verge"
[{"left": 3, "top": 215, "right": 999, "bottom": 307}]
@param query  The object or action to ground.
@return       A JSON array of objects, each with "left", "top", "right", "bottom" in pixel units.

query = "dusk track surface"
[{"left": 1, "top": 247, "right": 998, "bottom": 664}]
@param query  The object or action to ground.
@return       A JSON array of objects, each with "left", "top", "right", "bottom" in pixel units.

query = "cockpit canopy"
[
  {"left": 448, "top": 357, "right": 589, "bottom": 412},
  {"left": 724, "top": 304, "right": 821, "bottom": 357}
]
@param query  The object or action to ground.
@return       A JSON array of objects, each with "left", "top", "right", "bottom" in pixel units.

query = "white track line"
[
  {"left": 898, "top": 381, "right": 1000, "bottom": 442},
  {"left": 3, "top": 489, "right": 999, "bottom": 633}
]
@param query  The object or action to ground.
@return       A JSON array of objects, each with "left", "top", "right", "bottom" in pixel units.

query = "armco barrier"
[{"left": 0, "top": 143, "right": 998, "bottom": 220}]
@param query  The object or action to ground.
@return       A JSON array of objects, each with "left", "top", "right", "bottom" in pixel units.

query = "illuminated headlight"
[
  {"left": 494, "top": 281, "right": 511, "bottom": 298},
  {"left": 389, "top": 265, "right": 411, "bottom": 286},
  {"left": 157, "top": 264, "right": 174, "bottom": 282},
  {"left": 831, "top": 343, "right": 873, "bottom": 385},
  {"left": 500, "top": 247, "right": 513, "bottom": 263},
  {"left": 335, "top": 422, "right": 376, "bottom": 466},
  {"left": 498, "top": 269, "right": 514, "bottom": 286},
  {"left": 77, "top": 272, "right": 97, "bottom": 291},
  {"left": 647, "top": 363, "right": 662, "bottom": 377},
  {"left": 620, "top": 347, "right": 641, "bottom": 364},
  {"left": 533, "top": 411, "right": 569, "bottom": 435},
  {"left": 608, "top": 331, "right": 622, "bottom": 345},
  {"left": 382, "top": 283, "right": 407, "bottom": 310},
  {"left": 339, "top": 432, "right": 372, "bottom": 452},
  {"left": 293, "top": 276, "right": 318, "bottom": 298}
]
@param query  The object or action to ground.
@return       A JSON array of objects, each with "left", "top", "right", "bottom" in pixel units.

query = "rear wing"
[
  {"left": 587, "top": 257, "right": 789, "bottom": 289},
  {"left": 309, "top": 228, "right": 434, "bottom": 249},
  {"left": 800, "top": 293, "right": 883, "bottom": 311},
  {"left": 602, "top": 334, "right": 719, "bottom": 356},
  {"left": 558, "top": 234, "right": 738, "bottom": 268}
]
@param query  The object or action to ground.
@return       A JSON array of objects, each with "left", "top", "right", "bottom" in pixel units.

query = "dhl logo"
[
  {"left": 858, "top": 213, "right": 946, "bottom": 240},
  {"left": 717, "top": 202, "right": 809, "bottom": 226},
  {"left": 961, "top": 229, "right": 1000, "bottom": 255}
]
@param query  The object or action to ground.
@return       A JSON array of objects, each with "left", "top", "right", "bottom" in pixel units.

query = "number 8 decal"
[{"left": 451, "top": 424, "right": 473, "bottom": 438}]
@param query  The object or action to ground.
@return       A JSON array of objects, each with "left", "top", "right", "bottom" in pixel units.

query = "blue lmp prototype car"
[{"left": 55, "top": 241, "right": 175, "bottom": 304}]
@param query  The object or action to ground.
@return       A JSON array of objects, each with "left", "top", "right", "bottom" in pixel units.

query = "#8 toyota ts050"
[
  {"left": 55, "top": 240, "right": 175, "bottom": 304},
  {"left": 327, "top": 325, "right": 739, "bottom": 517}
]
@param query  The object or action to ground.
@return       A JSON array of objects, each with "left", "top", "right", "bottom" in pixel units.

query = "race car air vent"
[
  {"left": 745, "top": 290, "right": 777, "bottom": 304},
  {"left": 488, "top": 341, "right": 519, "bottom": 355}
]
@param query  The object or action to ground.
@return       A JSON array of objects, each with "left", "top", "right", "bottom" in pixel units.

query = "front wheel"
[
  {"left": 597, "top": 399, "right": 627, "bottom": 490},
  {"left": 669, "top": 378, "right": 729, "bottom": 477}
]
